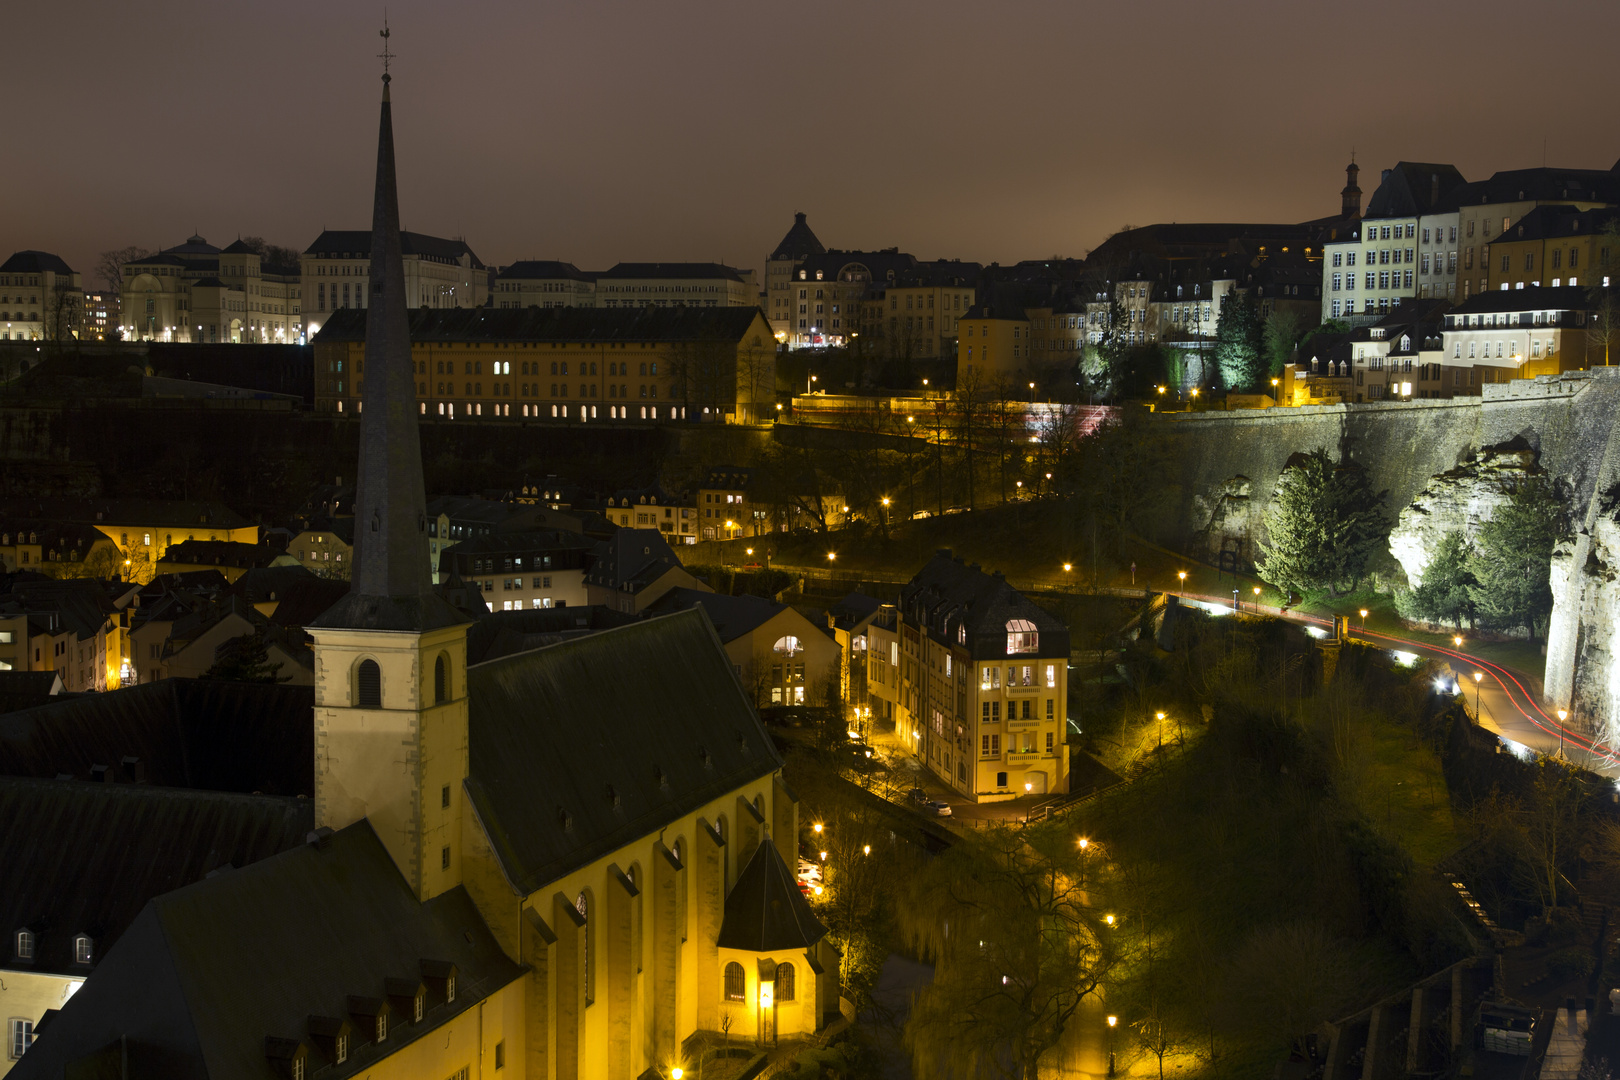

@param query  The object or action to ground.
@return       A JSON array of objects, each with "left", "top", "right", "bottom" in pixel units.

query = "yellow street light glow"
[
  {"left": 1473, "top": 671, "right": 1483, "bottom": 683},
  {"left": 1453, "top": 635, "right": 1463, "bottom": 648},
  {"left": 881, "top": 497, "right": 890, "bottom": 506},
  {"left": 746, "top": 548, "right": 753, "bottom": 555},
  {"left": 1107, "top": 1015, "right": 1118, "bottom": 1028},
  {"left": 1155, "top": 711, "right": 1165, "bottom": 721},
  {"left": 1558, "top": 709, "right": 1569, "bottom": 723},
  {"left": 1178, "top": 571, "right": 1187, "bottom": 583},
  {"left": 813, "top": 823, "right": 823, "bottom": 834},
  {"left": 1063, "top": 563, "right": 1072, "bottom": 572},
  {"left": 1078, "top": 837, "right": 1089, "bottom": 849},
  {"left": 827, "top": 552, "right": 837, "bottom": 561},
  {"left": 819, "top": 851, "right": 827, "bottom": 861},
  {"left": 863, "top": 844, "right": 871, "bottom": 855},
  {"left": 1253, "top": 586, "right": 1261, "bottom": 595},
  {"left": 1105, "top": 913, "right": 1115, "bottom": 926},
  {"left": 812, "top": 884, "right": 823, "bottom": 896},
  {"left": 672, "top": 1070, "right": 684, "bottom": 1080},
  {"left": 1359, "top": 608, "right": 1369, "bottom": 618}
]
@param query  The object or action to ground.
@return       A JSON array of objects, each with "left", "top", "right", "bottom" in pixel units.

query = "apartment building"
[
  {"left": 1321, "top": 162, "right": 1468, "bottom": 321},
  {"left": 1482, "top": 205, "right": 1620, "bottom": 292},
  {"left": 121, "top": 237, "right": 301, "bottom": 344},
  {"left": 1455, "top": 166, "right": 1620, "bottom": 300},
  {"left": 492, "top": 260, "right": 596, "bottom": 308},
  {"left": 1442, "top": 285, "right": 1596, "bottom": 379},
  {"left": 868, "top": 553, "right": 1070, "bottom": 800},
  {"left": 301, "top": 228, "right": 487, "bottom": 339},
  {"left": 765, "top": 212, "right": 827, "bottom": 341},
  {"left": 437, "top": 530, "right": 595, "bottom": 610},
  {"left": 0, "top": 251, "right": 81, "bottom": 341},
  {"left": 594, "top": 262, "right": 757, "bottom": 309}
]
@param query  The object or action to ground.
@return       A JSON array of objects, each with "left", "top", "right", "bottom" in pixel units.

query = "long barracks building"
[{"left": 312, "top": 306, "right": 778, "bottom": 425}]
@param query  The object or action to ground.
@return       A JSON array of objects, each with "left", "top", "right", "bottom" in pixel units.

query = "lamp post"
[
  {"left": 1453, "top": 635, "right": 1463, "bottom": 650},
  {"left": 1359, "top": 608, "right": 1369, "bottom": 637},
  {"left": 1252, "top": 585, "right": 1261, "bottom": 612},
  {"left": 1078, "top": 836, "right": 1089, "bottom": 886},
  {"left": 1177, "top": 570, "right": 1187, "bottom": 596},
  {"left": 1232, "top": 588, "right": 1239, "bottom": 612},
  {"left": 1557, "top": 708, "right": 1568, "bottom": 760},
  {"left": 880, "top": 496, "right": 890, "bottom": 529},
  {"left": 1106, "top": 1015, "right": 1118, "bottom": 1076},
  {"left": 1473, "top": 671, "right": 1483, "bottom": 720}
]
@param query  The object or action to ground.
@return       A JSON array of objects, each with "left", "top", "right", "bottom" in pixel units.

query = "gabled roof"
[
  {"left": 0, "top": 671, "right": 62, "bottom": 714},
  {"left": 1446, "top": 166, "right": 1620, "bottom": 211},
  {"left": 0, "top": 250, "right": 75, "bottom": 275},
  {"left": 1362, "top": 162, "right": 1468, "bottom": 219},
  {"left": 465, "top": 605, "right": 637, "bottom": 665},
  {"left": 219, "top": 240, "right": 258, "bottom": 255},
  {"left": 901, "top": 552, "right": 1069, "bottom": 660},
  {"left": 717, "top": 837, "right": 827, "bottom": 951},
  {"left": 0, "top": 678, "right": 314, "bottom": 795},
  {"left": 12, "top": 821, "right": 522, "bottom": 1080},
  {"left": 1497, "top": 204, "right": 1620, "bottom": 243},
  {"left": 769, "top": 213, "right": 826, "bottom": 262},
  {"left": 0, "top": 776, "right": 311, "bottom": 978},
  {"left": 0, "top": 496, "right": 251, "bottom": 531},
  {"left": 584, "top": 528, "right": 689, "bottom": 592},
  {"left": 646, "top": 588, "right": 796, "bottom": 644},
  {"left": 159, "top": 539, "right": 285, "bottom": 570},
  {"left": 497, "top": 260, "right": 591, "bottom": 281},
  {"left": 313, "top": 305, "right": 770, "bottom": 345},
  {"left": 465, "top": 609, "right": 780, "bottom": 894}
]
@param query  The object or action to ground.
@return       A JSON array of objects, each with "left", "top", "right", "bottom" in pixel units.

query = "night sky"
[{"left": 6, "top": 0, "right": 1619, "bottom": 283}]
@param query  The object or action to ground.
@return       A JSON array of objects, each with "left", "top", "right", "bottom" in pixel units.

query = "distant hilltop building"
[
  {"left": 121, "top": 236, "right": 300, "bottom": 344},
  {"left": 0, "top": 251, "right": 82, "bottom": 342},
  {"left": 490, "top": 261, "right": 760, "bottom": 311}
]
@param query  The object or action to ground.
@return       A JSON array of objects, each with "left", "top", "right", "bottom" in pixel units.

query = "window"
[
  {"left": 724, "top": 961, "right": 746, "bottom": 1001},
  {"left": 772, "top": 635, "right": 802, "bottom": 656},
  {"left": 495, "top": 1041, "right": 506, "bottom": 1069},
  {"left": 777, "top": 962, "right": 796, "bottom": 1001},
  {"left": 13, "top": 929, "right": 32, "bottom": 960},
  {"left": 335, "top": 1033, "right": 349, "bottom": 1063},
  {"left": 441, "top": 845, "right": 451, "bottom": 869},
  {"left": 376, "top": 1013, "right": 387, "bottom": 1042},
  {"left": 1006, "top": 619, "right": 1038, "bottom": 654},
  {"left": 356, "top": 659, "right": 381, "bottom": 708},
  {"left": 73, "top": 934, "right": 92, "bottom": 964},
  {"left": 442, "top": 784, "right": 451, "bottom": 809},
  {"left": 10, "top": 1019, "right": 33, "bottom": 1060}
]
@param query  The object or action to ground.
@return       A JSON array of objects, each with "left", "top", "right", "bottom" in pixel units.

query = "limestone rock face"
[
  {"left": 1547, "top": 490, "right": 1620, "bottom": 744},
  {"left": 1388, "top": 444, "right": 1540, "bottom": 587},
  {"left": 1191, "top": 475, "right": 1254, "bottom": 571}
]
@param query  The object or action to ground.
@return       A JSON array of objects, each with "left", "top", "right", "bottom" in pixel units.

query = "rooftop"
[{"left": 313, "top": 305, "right": 770, "bottom": 345}]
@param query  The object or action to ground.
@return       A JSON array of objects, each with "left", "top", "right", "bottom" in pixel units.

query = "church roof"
[
  {"left": 717, "top": 837, "right": 827, "bottom": 952},
  {"left": 313, "top": 305, "right": 770, "bottom": 345},
  {"left": 465, "top": 608, "right": 780, "bottom": 895},
  {"left": 0, "top": 775, "right": 312, "bottom": 979},
  {"left": 0, "top": 678, "right": 314, "bottom": 795},
  {"left": 9, "top": 820, "right": 522, "bottom": 1080},
  {"left": 770, "top": 212, "right": 826, "bottom": 262},
  {"left": 646, "top": 588, "right": 801, "bottom": 645}
]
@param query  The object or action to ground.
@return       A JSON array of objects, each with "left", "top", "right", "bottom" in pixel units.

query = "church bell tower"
[{"left": 307, "top": 52, "right": 472, "bottom": 903}]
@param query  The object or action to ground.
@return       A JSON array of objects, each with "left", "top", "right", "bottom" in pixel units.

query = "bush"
[{"left": 1547, "top": 945, "right": 1595, "bottom": 982}]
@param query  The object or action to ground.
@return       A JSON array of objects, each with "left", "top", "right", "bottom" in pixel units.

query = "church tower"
[
  {"left": 307, "top": 57, "right": 472, "bottom": 903},
  {"left": 1341, "top": 158, "right": 1363, "bottom": 219}
]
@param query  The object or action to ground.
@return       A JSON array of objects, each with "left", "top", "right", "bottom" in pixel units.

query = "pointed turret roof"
[
  {"left": 717, "top": 837, "right": 827, "bottom": 952},
  {"left": 311, "top": 76, "right": 463, "bottom": 633},
  {"left": 770, "top": 212, "right": 826, "bottom": 261}
]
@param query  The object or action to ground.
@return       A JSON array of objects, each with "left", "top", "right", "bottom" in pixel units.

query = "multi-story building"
[
  {"left": 1321, "top": 162, "right": 1468, "bottom": 322},
  {"left": 647, "top": 588, "right": 842, "bottom": 708},
  {"left": 301, "top": 229, "right": 488, "bottom": 339},
  {"left": 765, "top": 212, "right": 826, "bottom": 341},
  {"left": 696, "top": 466, "right": 756, "bottom": 540},
  {"left": 1483, "top": 205, "right": 1620, "bottom": 292},
  {"left": 493, "top": 260, "right": 596, "bottom": 308},
  {"left": 583, "top": 528, "right": 711, "bottom": 614},
  {"left": 1455, "top": 165, "right": 1620, "bottom": 301},
  {"left": 594, "top": 262, "right": 757, "bottom": 309},
  {"left": 870, "top": 553, "right": 1070, "bottom": 800},
  {"left": 866, "top": 260, "right": 980, "bottom": 362},
  {"left": 0, "top": 251, "right": 82, "bottom": 342},
  {"left": 596, "top": 484, "right": 696, "bottom": 542},
  {"left": 438, "top": 530, "right": 596, "bottom": 610},
  {"left": 119, "top": 237, "right": 301, "bottom": 344},
  {"left": 80, "top": 290, "right": 117, "bottom": 340},
  {"left": 1442, "top": 285, "right": 1596, "bottom": 379},
  {"left": 312, "top": 306, "right": 778, "bottom": 425}
]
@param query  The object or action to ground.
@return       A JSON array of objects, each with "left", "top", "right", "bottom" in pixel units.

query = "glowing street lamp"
[
  {"left": 1473, "top": 671, "right": 1484, "bottom": 718},
  {"left": 1078, "top": 836, "right": 1089, "bottom": 885},
  {"left": 1359, "top": 608, "right": 1369, "bottom": 636},
  {"left": 1063, "top": 563, "right": 1073, "bottom": 573},
  {"left": 1557, "top": 708, "right": 1569, "bottom": 759},
  {"left": 1177, "top": 570, "right": 1187, "bottom": 595},
  {"left": 1107, "top": 1015, "right": 1118, "bottom": 1076},
  {"left": 813, "top": 822, "right": 823, "bottom": 835},
  {"left": 1252, "top": 585, "right": 1261, "bottom": 612},
  {"left": 827, "top": 551, "right": 837, "bottom": 562},
  {"left": 1453, "top": 635, "right": 1463, "bottom": 649}
]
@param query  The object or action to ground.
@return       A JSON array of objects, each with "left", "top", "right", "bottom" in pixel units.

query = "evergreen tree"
[
  {"left": 1467, "top": 476, "right": 1565, "bottom": 640},
  {"left": 1213, "top": 291, "right": 1265, "bottom": 391},
  {"left": 203, "top": 632, "right": 289, "bottom": 683},
  {"left": 1258, "top": 449, "right": 1391, "bottom": 597},
  {"left": 1394, "top": 530, "right": 1475, "bottom": 627}
]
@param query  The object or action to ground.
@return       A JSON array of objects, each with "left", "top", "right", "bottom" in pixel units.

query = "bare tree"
[
  {"left": 239, "top": 236, "right": 302, "bottom": 269},
  {"left": 95, "top": 246, "right": 153, "bottom": 295}
]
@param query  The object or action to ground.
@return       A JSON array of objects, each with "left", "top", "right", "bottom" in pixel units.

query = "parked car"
[
  {"left": 906, "top": 787, "right": 928, "bottom": 805},
  {"left": 925, "top": 800, "right": 953, "bottom": 817}
]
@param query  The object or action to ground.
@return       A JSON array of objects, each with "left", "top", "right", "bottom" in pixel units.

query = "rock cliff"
[
  {"left": 1548, "top": 487, "right": 1620, "bottom": 745},
  {"left": 1387, "top": 442, "right": 1542, "bottom": 588}
]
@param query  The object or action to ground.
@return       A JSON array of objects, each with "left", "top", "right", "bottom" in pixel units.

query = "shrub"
[{"left": 1547, "top": 945, "right": 1595, "bottom": 981}]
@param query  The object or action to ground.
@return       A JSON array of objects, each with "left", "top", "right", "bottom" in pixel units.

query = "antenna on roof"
[{"left": 378, "top": 13, "right": 394, "bottom": 83}]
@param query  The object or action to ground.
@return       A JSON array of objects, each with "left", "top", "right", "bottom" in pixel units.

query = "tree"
[
  {"left": 1468, "top": 474, "right": 1565, "bottom": 640},
  {"left": 1262, "top": 307, "right": 1305, "bottom": 379},
  {"left": 1213, "top": 290, "right": 1266, "bottom": 391},
  {"left": 1078, "top": 408, "right": 1174, "bottom": 555},
  {"left": 1394, "top": 530, "right": 1475, "bottom": 628},
  {"left": 95, "top": 245, "right": 152, "bottom": 294},
  {"left": 1257, "top": 449, "right": 1391, "bottom": 597},
  {"left": 900, "top": 821, "right": 1117, "bottom": 1080},
  {"left": 239, "top": 236, "right": 302, "bottom": 270},
  {"left": 203, "top": 632, "right": 289, "bottom": 683}
]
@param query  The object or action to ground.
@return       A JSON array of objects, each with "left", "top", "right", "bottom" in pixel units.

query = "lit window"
[
  {"left": 724, "top": 961, "right": 746, "bottom": 1001},
  {"left": 13, "top": 929, "right": 33, "bottom": 960},
  {"left": 73, "top": 934, "right": 92, "bottom": 964},
  {"left": 1005, "top": 619, "right": 1039, "bottom": 654}
]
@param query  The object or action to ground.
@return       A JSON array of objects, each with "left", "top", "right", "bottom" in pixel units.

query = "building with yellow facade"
[
  {"left": 121, "top": 238, "right": 302, "bottom": 344},
  {"left": 1480, "top": 204, "right": 1620, "bottom": 293},
  {"left": 0, "top": 252, "right": 81, "bottom": 342}
]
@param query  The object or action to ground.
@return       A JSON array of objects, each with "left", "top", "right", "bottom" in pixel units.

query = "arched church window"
[
  {"left": 723, "top": 961, "right": 745, "bottom": 1001},
  {"left": 434, "top": 654, "right": 448, "bottom": 703},
  {"left": 357, "top": 659, "right": 381, "bottom": 708}
]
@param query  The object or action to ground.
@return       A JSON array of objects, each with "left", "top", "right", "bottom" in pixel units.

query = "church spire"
[{"left": 313, "top": 42, "right": 461, "bottom": 632}]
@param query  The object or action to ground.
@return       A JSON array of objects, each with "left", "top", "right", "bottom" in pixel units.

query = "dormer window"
[
  {"left": 335, "top": 1033, "right": 348, "bottom": 1063},
  {"left": 1006, "top": 619, "right": 1039, "bottom": 655},
  {"left": 447, "top": 975, "right": 456, "bottom": 1003},
  {"left": 73, "top": 933, "right": 92, "bottom": 964},
  {"left": 14, "top": 929, "right": 34, "bottom": 960}
]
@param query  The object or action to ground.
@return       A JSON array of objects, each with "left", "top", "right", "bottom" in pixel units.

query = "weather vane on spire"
[{"left": 378, "top": 15, "right": 394, "bottom": 83}]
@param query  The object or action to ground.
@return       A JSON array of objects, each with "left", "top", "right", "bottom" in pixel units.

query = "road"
[{"left": 1173, "top": 590, "right": 1615, "bottom": 774}]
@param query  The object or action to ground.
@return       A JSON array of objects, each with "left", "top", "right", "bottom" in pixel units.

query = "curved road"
[{"left": 1176, "top": 590, "right": 1614, "bottom": 773}]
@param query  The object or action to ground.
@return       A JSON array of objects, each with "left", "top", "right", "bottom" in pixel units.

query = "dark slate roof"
[
  {"left": 127, "top": 252, "right": 189, "bottom": 268},
  {"left": 769, "top": 213, "right": 826, "bottom": 262},
  {"left": 829, "top": 592, "right": 883, "bottom": 629},
  {"left": 717, "top": 838, "right": 827, "bottom": 951},
  {"left": 159, "top": 540, "right": 284, "bottom": 570},
  {"left": 646, "top": 588, "right": 790, "bottom": 644},
  {"left": 1499, "top": 204, "right": 1620, "bottom": 242},
  {"left": 0, "top": 497, "right": 251, "bottom": 531},
  {"left": 313, "top": 305, "right": 768, "bottom": 345},
  {"left": 160, "top": 235, "right": 222, "bottom": 256},
  {"left": 465, "top": 605, "right": 637, "bottom": 665},
  {"left": 11, "top": 821, "right": 523, "bottom": 1080},
  {"left": 218, "top": 240, "right": 257, "bottom": 255},
  {"left": 699, "top": 465, "right": 755, "bottom": 490},
  {"left": 0, "top": 671, "right": 61, "bottom": 714},
  {"left": 1362, "top": 162, "right": 1469, "bottom": 219},
  {"left": 465, "top": 609, "right": 781, "bottom": 894},
  {"left": 308, "top": 590, "right": 470, "bottom": 633},
  {"left": 1448, "top": 285, "right": 1593, "bottom": 315},
  {"left": 1444, "top": 167, "right": 1620, "bottom": 211},
  {"left": 598, "top": 261, "right": 748, "bottom": 282},
  {"left": 0, "top": 250, "right": 75, "bottom": 275},
  {"left": 189, "top": 276, "right": 229, "bottom": 289},
  {"left": 584, "top": 528, "right": 690, "bottom": 592},
  {"left": 0, "top": 679, "right": 313, "bottom": 795},
  {"left": 303, "top": 228, "right": 485, "bottom": 268},
  {"left": 901, "top": 551, "right": 1069, "bottom": 660},
  {"left": 797, "top": 248, "right": 918, "bottom": 284},
  {"left": 497, "top": 260, "right": 591, "bottom": 281},
  {"left": 0, "top": 776, "right": 312, "bottom": 977}
]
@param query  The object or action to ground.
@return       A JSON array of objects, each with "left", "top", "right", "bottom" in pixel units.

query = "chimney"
[
  {"left": 121, "top": 756, "right": 145, "bottom": 783},
  {"left": 1431, "top": 173, "right": 1440, "bottom": 205}
]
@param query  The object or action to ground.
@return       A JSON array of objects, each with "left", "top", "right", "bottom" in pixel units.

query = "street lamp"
[
  {"left": 1077, "top": 836, "right": 1089, "bottom": 885},
  {"left": 1473, "top": 671, "right": 1483, "bottom": 719},
  {"left": 1453, "top": 635, "right": 1463, "bottom": 650},
  {"left": 1233, "top": 587, "right": 1239, "bottom": 611},
  {"left": 1063, "top": 563, "right": 1073, "bottom": 572},
  {"left": 1557, "top": 708, "right": 1568, "bottom": 760},
  {"left": 1252, "top": 585, "right": 1261, "bottom": 612},
  {"left": 827, "top": 551, "right": 837, "bottom": 562},
  {"left": 881, "top": 496, "right": 890, "bottom": 528},
  {"left": 1359, "top": 608, "right": 1369, "bottom": 636},
  {"left": 1177, "top": 570, "right": 1187, "bottom": 595},
  {"left": 1107, "top": 1015, "right": 1118, "bottom": 1076}
]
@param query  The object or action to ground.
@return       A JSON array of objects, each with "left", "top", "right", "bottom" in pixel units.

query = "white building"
[
  {"left": 492, "top": 260, "right": 595, "bottom": 308},
  {"left": 1, "top": 251, "right": 82, "bottom": 342},
  {"left": 300, "top": 229, "right": 488, "bottom": 339},
  {"left": 1322, "top": 163, "right": 1467, "bottom": 322}
]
